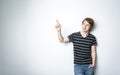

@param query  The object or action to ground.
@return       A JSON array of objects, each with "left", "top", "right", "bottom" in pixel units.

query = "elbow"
[
  {"left": 59, "top": 38, "right": 65, "bottom": 43},
  {"left": 59, "top": 40, "right": 64, "bottom": 43},
  {"left": 58, "top": 37, "right": 64, "bottom": 43},
  {"left": 58, "top": 37, "right": 68, "bottom": 43}
]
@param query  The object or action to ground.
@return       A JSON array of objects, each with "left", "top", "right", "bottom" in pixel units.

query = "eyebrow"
[{"left": 83, "top": 22, "right": 90, "bottom": 25}]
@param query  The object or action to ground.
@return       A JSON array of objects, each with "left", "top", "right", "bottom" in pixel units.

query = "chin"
[
  {"left": 83, "top": 30, "right": 89, "bottom": 32},
  {"left": 83, "top": 29, "right": 86, "bottom": 31}
]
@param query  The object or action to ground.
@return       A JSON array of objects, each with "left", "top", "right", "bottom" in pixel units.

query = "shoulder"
[
  {"left": 71, "top": 31, "right": 80, "bottom": 35},
  {"left": 68, "top": 31, "right": 80, "bottom": 38},
  {"left": 89, "top": 33, "right": 97, "bottom": 40}
]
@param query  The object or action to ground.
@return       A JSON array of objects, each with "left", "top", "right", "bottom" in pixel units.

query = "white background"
[{"left": 0, "top": 0, "right": 120, "bottom": 75}]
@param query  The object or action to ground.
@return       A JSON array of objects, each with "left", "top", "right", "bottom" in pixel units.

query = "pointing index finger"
[{"left": 56, "top": 19, "right": 60, "bottom": 24}]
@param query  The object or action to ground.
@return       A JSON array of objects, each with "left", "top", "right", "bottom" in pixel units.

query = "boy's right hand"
[{"left": 55, "top": 20, "right": 62, "bottom": 32}]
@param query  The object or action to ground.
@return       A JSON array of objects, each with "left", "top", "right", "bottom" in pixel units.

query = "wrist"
[{"left": 92, "top": 63, "right": 96, "bottom": 67}]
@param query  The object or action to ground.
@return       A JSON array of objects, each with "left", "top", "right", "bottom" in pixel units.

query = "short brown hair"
[{"left": 82, "top": 17, "right": 94, "bottom": 29}]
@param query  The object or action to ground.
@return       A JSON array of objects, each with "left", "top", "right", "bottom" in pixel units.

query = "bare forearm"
[
  {"left": 57, "top": 31, "right": 64, "bottom": 43},
  {"left": 92, "top": 50, "right": 96, "bottom": 66},
  {"left": 91, "top": 45, "right": 97, "bottom": 67}
]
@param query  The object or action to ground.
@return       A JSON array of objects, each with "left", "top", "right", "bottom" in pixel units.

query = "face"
[{"left": 82, "top": 20, "right": 91, "bottom": 32}]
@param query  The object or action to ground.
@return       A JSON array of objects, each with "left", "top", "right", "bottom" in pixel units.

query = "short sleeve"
[
  {"left": 92, "top": 36, "right": 97, "bottom": 46},
  {"left": 68, "top": 33, "right": 74, "bottom": 42}
]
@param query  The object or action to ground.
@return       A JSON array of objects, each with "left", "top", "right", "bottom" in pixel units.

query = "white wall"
[{"left": 0, "top": 0, "right": 120, "bottom": 75}]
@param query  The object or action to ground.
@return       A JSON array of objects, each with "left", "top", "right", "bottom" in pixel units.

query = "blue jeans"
[{"left": 74, "top": 64, "right": 95, "bottom": 75}]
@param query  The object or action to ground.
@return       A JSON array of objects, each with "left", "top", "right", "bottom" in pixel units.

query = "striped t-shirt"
[{"left": 68, "top": 31, "right": 97, "bottom": 64}]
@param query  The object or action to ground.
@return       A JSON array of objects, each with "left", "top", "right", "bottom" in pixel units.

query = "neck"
[
  {"left": 81, "top": 30, "right": 89, "bottom": 34},
  {"left": 81, "top": 31, "right": 89, "bottom": 37}
]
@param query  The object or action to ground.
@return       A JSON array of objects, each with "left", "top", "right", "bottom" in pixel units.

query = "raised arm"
[{"left": 55, "top": 20, "right": 69, "bottom": 43}]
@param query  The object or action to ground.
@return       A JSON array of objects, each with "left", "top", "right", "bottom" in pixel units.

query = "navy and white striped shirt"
[{"left": 68, "top": 31, "right": 97, "bottom": 64}]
